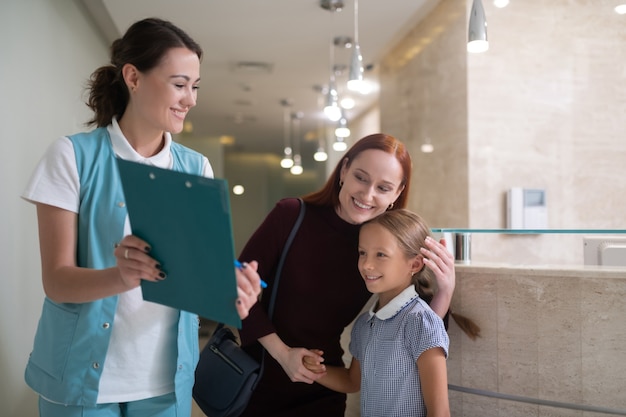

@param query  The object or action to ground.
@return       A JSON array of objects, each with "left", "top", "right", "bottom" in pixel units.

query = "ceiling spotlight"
[
  {"left": 468, "top": 0, "right": 489, "bottom": 53},
  {"left": 615, "top": 4, "right": 626, "bottom": 14},
  {"left": 333, "top": 136, "right": 348, "bottom": 151},
  {"left": 324, "top": 39, "right": 343, "bottom": 122},
  {"left": 290, "top": 154, "right": 303, "bottom": 175},
  {"left": 335, "top": 117, "right": 350, "bottom": 138},
  {"left": 420, "top": 137, "right": 434, "bottom": 153},
  {"left": 324, "top": 85, "right": 342, "bottom": 121},
  {"left": 493, "top": 0, "right": 509, "bottom": 8},
  {"left": 280, "top": 100, "right": 293, "bottom": 168},
  {"left": 347, "top": 0, "right": 365, "bottom": 92},
  {"left": 340, "top": 97, "right": 356, "bottom": 109},
  {"left": 314, "top": 147, "right": 328, "bottom": 161},
  {"left": 280, "top": 147, "right": 294, "bottom": 168},
  {"left": 232, "top": 184, "right": 245, "bottom": 195}
]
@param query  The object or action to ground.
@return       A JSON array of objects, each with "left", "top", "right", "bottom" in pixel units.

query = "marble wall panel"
[{"left": 447, "top": 266, "right": 626, "bottom": 417}]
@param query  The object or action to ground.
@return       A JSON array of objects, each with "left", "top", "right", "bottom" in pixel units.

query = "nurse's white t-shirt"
[{"left": 22, "top": 119, "right": 213, "bottom": 403}]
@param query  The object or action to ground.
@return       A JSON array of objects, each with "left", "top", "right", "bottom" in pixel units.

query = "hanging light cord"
[
  {"left": 329, "top": 39, "right": 335, "bottom": 83},
  {"left": 353, "top": 0, "right": 359, "bottom": 45}
]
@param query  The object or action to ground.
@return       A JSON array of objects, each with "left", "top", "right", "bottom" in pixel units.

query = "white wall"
[{"left": 0, "top": 1, "right": 108, "bottom": 415}]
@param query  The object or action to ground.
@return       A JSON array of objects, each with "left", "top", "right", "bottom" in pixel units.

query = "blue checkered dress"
[{"left": 349, "top": 286, "right": 449, "bottom": 417}]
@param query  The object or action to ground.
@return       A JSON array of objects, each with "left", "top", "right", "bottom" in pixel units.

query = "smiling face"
[
  {"left": 358, "top": 222, "right": 420, "bottom": 308},
  {"left": 123, "top": 47, "right": 200, "bottom": 138},
  {"left": 336, "top": 149, "right": 405, "bottom": 225}
]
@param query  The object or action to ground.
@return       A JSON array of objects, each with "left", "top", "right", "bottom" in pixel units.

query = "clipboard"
[{"left": 116, "top": 158, "right": 241, "bottom": 328}]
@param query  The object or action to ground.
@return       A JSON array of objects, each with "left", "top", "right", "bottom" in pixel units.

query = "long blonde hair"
[{"left": 363, "top": 209, "right": 481, "bottom": 340}]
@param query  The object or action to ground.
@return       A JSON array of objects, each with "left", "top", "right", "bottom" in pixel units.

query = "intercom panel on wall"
[{"left": 507, "top": 188, "right": 547, "bottom": 229}]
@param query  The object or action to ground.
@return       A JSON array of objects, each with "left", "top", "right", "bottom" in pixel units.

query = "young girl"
[{"left": 304, "top": 209, "right": 450, "bottom": 417}]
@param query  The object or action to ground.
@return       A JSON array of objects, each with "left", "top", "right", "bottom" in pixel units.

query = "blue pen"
[{"left": 234, "top": 260, "right": 268, "bottom": 289}]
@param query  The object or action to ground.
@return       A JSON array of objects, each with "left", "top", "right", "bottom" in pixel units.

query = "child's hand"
[{"left": 303, "top": 349, "right": 326, "bottom": 374}]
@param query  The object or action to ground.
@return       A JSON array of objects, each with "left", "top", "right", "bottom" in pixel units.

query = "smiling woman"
[
  {"left": 230, "top": 133, "right": 457, "bottom": 417},
  {"left": 21, "top": 17, "right": 262, "bottom": 417}
]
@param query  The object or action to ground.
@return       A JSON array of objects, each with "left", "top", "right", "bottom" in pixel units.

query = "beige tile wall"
[
  {"left": 448, "top": 265, "right": 626, "bottom": 417},
  {"left": 379, "top": 0, "right": 626, "bottom": 265}
]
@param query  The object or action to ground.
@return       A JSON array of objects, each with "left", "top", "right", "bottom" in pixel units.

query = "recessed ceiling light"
[{"left": 615, "top": 4, "right": 626, "bottom": 14}]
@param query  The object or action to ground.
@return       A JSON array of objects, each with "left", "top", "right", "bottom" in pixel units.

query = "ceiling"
[{"left": 81, "top": 0, "right": 439, "bottom": 165}]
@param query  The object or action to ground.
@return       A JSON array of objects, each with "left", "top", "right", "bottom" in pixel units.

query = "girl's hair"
[
  {"left": 362, "top": 209, "right": 435, "bottom": 298},
  {"left": 86, "top": 17, "right": 203, "bottom": 127},
  {"left": 302, "top": 133, "right": 412, "bottom": 209},
  {"left": 363, "top": 209, "right": 482, "bottom": 340}
]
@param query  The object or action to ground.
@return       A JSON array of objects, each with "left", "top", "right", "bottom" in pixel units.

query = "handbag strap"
[
  {"left": 212, "top": 198, "right": 306, "bottom": 350},
  {"left": 266, "top": 197, "right": 305, "bottom": 320},
  {"left": 258, "top": 198, "right": 305, "bottom": 374}
]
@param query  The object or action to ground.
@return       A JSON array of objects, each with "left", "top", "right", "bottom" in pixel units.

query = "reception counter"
[{"left": 447, "top": 262, "right": 626, "bottom": 416}]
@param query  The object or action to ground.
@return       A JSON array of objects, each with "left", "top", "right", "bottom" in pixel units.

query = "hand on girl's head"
[{"left": 420, "top": 236, "right": 456, "bottom": 295}]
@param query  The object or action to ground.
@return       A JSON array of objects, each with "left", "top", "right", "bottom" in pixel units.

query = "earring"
[
  {"left": 388, "top": 202, "right": 394, "bottom": 210},
  {"left": 339, "top": 180, "right": 344, "bottom": 188}
]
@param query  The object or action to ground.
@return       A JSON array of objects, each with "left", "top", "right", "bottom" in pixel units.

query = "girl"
[{"left": 304, "top": 209, "right": 450, "bottom": 417}]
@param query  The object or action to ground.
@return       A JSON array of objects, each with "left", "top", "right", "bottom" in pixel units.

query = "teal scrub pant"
[{"left": 39, "top": 392, "right": 181, "bottom": 417}]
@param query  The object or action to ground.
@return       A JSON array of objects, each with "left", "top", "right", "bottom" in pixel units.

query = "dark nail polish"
[
  {"left": 241, "top": 262, "right": 248, "bottom": 269},
  {"left": 156, "top": 263, "right": 162, "bottom": 270},
  {"left": 236, "top": 299, "right": 242, "bottom": 305},
  {"left": 158, "top": 272, "right": 166, "bottom": 279},
  {"left": 145, "top": 246, "right": 151, "bottom": 253}
]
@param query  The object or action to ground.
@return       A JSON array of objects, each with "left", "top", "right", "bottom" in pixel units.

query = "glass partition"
[{"left": 430, "top": 229, "right": 626, "bottom": 268}]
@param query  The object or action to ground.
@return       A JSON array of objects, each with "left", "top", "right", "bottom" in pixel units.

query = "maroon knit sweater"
[{"left": 238, "top": 198, "right": 372, "bottom": 417}]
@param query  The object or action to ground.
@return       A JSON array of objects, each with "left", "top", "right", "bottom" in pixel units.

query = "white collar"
[
  {"left": 108, "top": 117, "right": 172, "bottom": 167},
  {"left": 368, "top": 285, "right": 419, "bottom": 320}
]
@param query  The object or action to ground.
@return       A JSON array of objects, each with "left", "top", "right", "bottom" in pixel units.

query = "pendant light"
[
  {"left": 290, "top": 112, "right": 304, "bottom": 175},
  {"left": 280, "top": 99, "right": 294, "bottom": 168},
  {"left": 314, "top": 146, "right": 328, "bottom": 162},
  {"left": 323, "top": 39, "right": 342, "bottom": 122},
  {"left": 313, "top": 118, "right": 328, "bottom": 162},
  {"left": 347, "top": 0, "right": 364, "bottom": 91},
  {"left": 333, "top": 136, "right": 348, "bottom": 152},
  {"left": 467, "top": 0, "right": 489, "bottom": 53},
  {"left": 335, "top": 116, "right": 350, "bottom": 138}
]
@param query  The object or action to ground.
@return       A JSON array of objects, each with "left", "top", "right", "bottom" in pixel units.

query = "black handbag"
[{"left": 193, "top": 198, "right": 306, "bottom": 417}]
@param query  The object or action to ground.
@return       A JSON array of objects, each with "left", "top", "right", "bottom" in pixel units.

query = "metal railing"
[{"left": 449, "top": 384, "right": 626, "bottom": 416}]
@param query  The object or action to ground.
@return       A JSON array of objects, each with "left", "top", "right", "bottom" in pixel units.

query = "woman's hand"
[
  {"left": 277, "top": 346, "right": 326, "bottom": 384},
  {"left": 259, "top": 333, "right": 325, "bottom": 384},
  {"left": 234, "top": 261, "right": 261, "bottom": 319},
  {"left": 421, "top": 236, "right": 456, "bottom": 318},
  {"left": 36, "top": 204, "right": 162, "bottom": 303},
  {"left": 114, "top": 235, "right": 164, "bottom": 290}
]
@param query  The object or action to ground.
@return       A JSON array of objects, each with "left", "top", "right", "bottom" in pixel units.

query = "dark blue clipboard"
[{"left": 117, "top": 158, "right": 240, "bottom": 328}]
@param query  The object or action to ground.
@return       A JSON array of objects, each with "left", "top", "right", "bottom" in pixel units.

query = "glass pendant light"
[
  {"left": 324, "top": 38, "right": 342, "bottom": 121},
  {"left": 280, "top": 100, "right": 294, "bottom": 168},
  {"left": 333, "top": 136, "right": 348, "bottom": 151},
  {"left": 335, "top": 116, "right": 350, "bottom": 138},
  {"left": 468, "top": 0, "right": 489, "bottom": 53},
  {"left": 290, "top": 112, "right": 304, "bottom": 175},
  {"left": 347, "top": 0, "right": 364, "bottom": 91}
]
